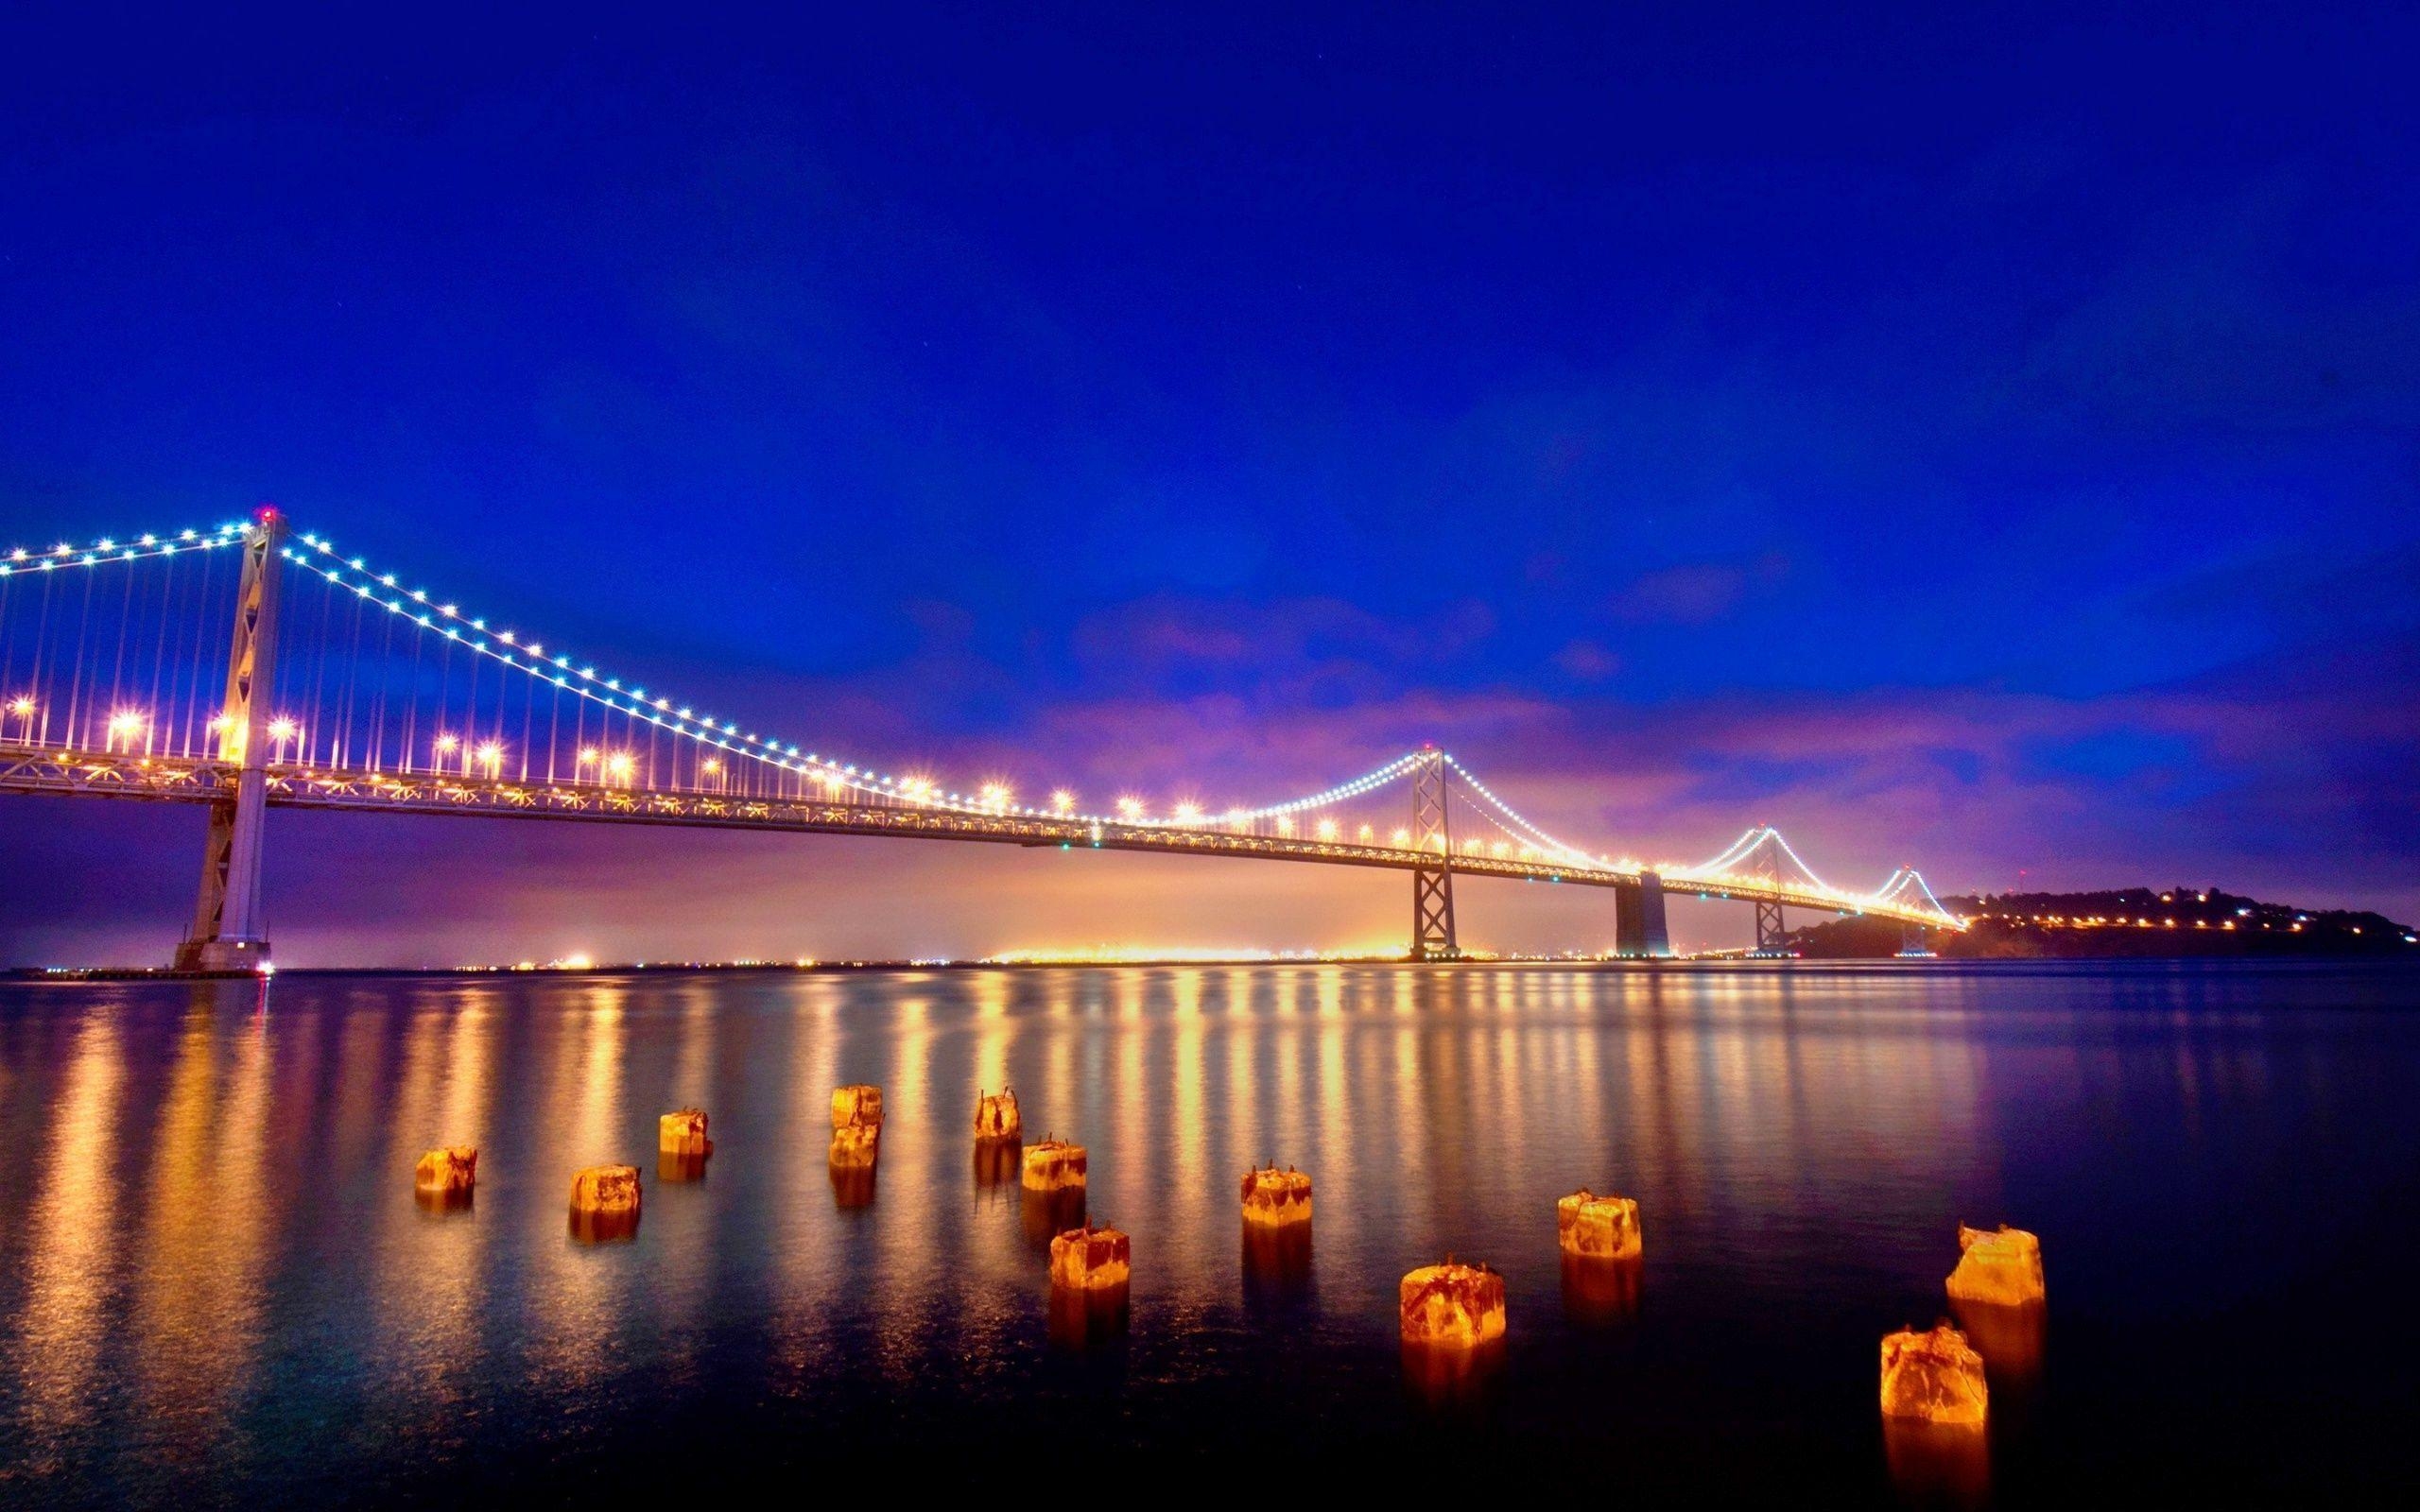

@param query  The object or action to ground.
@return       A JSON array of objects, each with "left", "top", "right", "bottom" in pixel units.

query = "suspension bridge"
[{"left": 0, "top": 507, "right": 1964, "bottom": 970}]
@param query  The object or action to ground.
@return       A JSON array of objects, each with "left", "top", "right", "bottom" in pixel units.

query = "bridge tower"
[
  {"left": 1750, "top": 828, "right": 1788, "bottom": 954},
  {"left": 1408, "top": 746, "right": 1459, "bottom": 959},
  {"left": 174, "top": 506, "right": 287, "bottom": 973}
]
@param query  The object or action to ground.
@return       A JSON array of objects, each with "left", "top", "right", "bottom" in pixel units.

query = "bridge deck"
[{"left": 0, "top": 744, "right": 1960, "bottom": 928}]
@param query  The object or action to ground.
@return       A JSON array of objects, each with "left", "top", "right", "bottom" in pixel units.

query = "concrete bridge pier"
[{"left": 1613, "top": 872, "right": 1673, "bottom": 958}]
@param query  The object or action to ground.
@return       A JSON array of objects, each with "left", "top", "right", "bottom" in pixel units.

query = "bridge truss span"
[{"left": 0, "top": 739, "right": 1967, "bottom": 932}]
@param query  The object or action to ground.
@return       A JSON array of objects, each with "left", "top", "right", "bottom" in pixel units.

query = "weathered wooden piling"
[
  {"left": 974, "top": 1088, "right": 1021, "bottom": 1142},
  {"left": 1049, "top": 1223, "right": 1132, "bottom": 1291},
  {"left": 1398, "top": 1259, "right": 1506, "bottom": 1348},
  {"left": 830, "top": 1085, "right": 884, "bottom": 1130},
  {"left": 1945, "top": 1224, "right": 2044, "bottom": 1307},
  {"left": 658, "top": 1108, "right": 712, "bottom": 1159},
  {"left": 1240, "top": 1163, "right": 1312, "bottom": 1227},
  {"left": 414, "top": 1145, "right": 477, "bottom": 1201},
  {"left": 1878, "top": 1323, "right": 1989, "bottom": 1426},
  {"left": 568, "top": 1163, "right": 641, "bottom": 1241},
  {"left": 1021, "top": 1136, "right": 1086, "bottom": 1193},
  {"left": 1555, "top": 1187, "right": 1643, "bottom": 1260}
]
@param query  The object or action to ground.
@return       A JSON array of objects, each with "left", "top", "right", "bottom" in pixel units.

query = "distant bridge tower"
[
  {"left": 174, "top": 506, "right": 286, "bottom": 972},
  {"left": 1750, "top": 828, "right": 1788, "bottom": 954},
  {"left": 1409, "top": 746, "right": 1459, "bottom": 959}
]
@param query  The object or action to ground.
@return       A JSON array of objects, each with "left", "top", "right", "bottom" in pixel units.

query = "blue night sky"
[{"left": 1, "top": 4, "right": 2414, "bottom": 963}]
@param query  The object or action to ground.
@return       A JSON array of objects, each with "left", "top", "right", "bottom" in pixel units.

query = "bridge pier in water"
[
  {"left": 1613, "top": 872, "right": 1672, "bottom": 957},
  {"left": 1754, "top": 898, "right": 1788, "bottom": 954},
  {"left": 173, "top": 507, "right": 285, "bottom": 973}
]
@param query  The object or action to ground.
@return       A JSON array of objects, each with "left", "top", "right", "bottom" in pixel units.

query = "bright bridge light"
[
  {"left": 1173, "top": 801, "right": 1203, "bottom": 824},
  {"left": 476, "top": 740, "right": 506, "bottom": 775},
  {"left": 1315, "top": 817, "right": 1340, "bottom": 841},
  {"left": 1049, "top": 789, "right": 1076, "bottom": 815},
  {"left": 1115, "top": 796, "right": 1144, "bottom": 820},
  {"left": 577, "top": 746, "right": 599, "bottom": 765}
]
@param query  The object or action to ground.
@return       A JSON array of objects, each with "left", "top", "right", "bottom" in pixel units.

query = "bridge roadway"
[{"left": 0, "top": 742, "right": 1959, "bottom": 929}]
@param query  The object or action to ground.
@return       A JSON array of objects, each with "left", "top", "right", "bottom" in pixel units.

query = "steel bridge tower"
[
  {"left": 1408, "top": 746, "right": 1459, "bottom": 959},
  {"left": 1750, "top": 829, "right": 1788, "bottom": 954},
  {"left": 174, "top": 507, "right": 286, "bottom": 972}
]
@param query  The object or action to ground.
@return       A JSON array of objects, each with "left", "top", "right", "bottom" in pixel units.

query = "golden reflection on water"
[
  {"left": 133, "top": 986, "right": 271, "bottom": 1438},
  {"left": 9, "top": 1012, "right": 125, "bottom": 1448},
  {"left": 374, "top": 984, "right": 496, "bottom": 1434},
  {"left": 533, "top": 982, "right": 629, "bottom": 1388}
]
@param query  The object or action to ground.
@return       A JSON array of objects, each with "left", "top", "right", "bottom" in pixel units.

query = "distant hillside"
[{"left": 1785, "top": 886, "right": 2418, "bottom": 959}]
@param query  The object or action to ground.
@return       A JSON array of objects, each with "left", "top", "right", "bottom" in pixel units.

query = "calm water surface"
[{"left": 2, "top": 962, "right": 2416, "bottom": 1503}]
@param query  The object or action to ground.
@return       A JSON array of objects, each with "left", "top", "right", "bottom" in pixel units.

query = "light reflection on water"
[{"left": 0, "top": 962, "right": 2414, "bottom": 1500}]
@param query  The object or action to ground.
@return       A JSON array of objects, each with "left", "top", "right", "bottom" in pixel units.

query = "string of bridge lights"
[
  {"left": 1674, "top": 823, "right": 1845, "bottom": 895},
  {"left": 1437, "top": 753, "right": 1608, "bottom": 869},
  {"left": 1687, "top": 826, "right": 1766, "bottom": 876},
  {"left": 285, "top": 529, "right": 1434, "bottom": 829},
  {"left": 0, "top": 522, "right": 251, "bottom": 577},
  {"left": 1873, "top": 867, "right": 1956, "bottom": 918}
]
